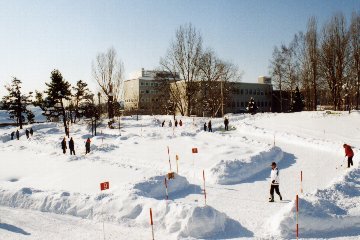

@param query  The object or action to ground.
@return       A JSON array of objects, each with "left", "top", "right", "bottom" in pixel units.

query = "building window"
[
  {"left": 140, "top": 90, "right": 145, "bottom": 94},
  {"left": 140, "top": 82, "right": 144, "bottom": 86},
  {"left": 240, "top": 89, "right": 243, "bottom": 95},
  {"left": 249, "top": 89, "right": 252, "bottom": 95},
  {"left": 245, "top": 89, "right": 248, "bottom": 94},
  {"left": 146, "top": 90, "right": 149, "bottom": 94},
  {"left": 145, "top": 82, "right": 149, "bottom": 86},
  {"left": 237, "top": 101, "right": 240, "bottom": 107},
  {"left": 241, "top": 102, "right": 244, "bottom": 107}
]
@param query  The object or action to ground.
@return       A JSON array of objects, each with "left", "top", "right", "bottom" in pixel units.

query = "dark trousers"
[
  {"left": 62, "top": 148, "right": 66, "bottom": 154},
  {"left": 270, "top": 184, "right": 281, "bottom": 198},
  {"left": 225, "top": 124, "right": 229, "bottom": 131},
  {"left": 70, "top": 149, "right": 75, "bottom": 155},
  {"left": 86, "top": 147, "right": 90, "bottom": 154},
  {"left": 348, "top": 156, "right": 353, "bottom": 168},
  {"left": 208, "top": 128, "right": 212, "bottom": 132}
]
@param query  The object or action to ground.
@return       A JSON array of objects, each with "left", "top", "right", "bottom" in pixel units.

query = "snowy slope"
[{"left": 0, "top": 111, "right": 359, "bottom": 239}]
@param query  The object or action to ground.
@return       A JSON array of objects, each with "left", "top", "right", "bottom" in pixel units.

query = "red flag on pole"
[
  {"left": 100, "top": 181, "right": 109, "bottom": 191},
  {"left": 192, "top": 148, "right": 198, "bottom": 153}
]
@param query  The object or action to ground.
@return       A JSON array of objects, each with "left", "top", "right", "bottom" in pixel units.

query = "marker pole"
[
  {"left": 164, "top": 178, "right": 169, "bottom": 200},
  {"left": 150, "top": 208, "right": 154, "bottom": 240},
  {"left": 300, "top": 171, "right": 303, "bottom": 193},
  {"left": 167, "top": 146, "right": 172, "bottom": 172},
  {"left": 296, "top": 194, "right": 299, "bottom": 239},
  {"left": 203, "top": 170, "right": 207, "bottom": 205},
  {"left": 176, "top": 155, "right": 179, "bottom": 174}
]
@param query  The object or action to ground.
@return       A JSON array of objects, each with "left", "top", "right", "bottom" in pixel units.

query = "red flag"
[
  {"left": 192, "top": 148, "right": 198, "bottom": 153},
  {"left": 100, "top": 181, "right": 109, "bottom": 191}
]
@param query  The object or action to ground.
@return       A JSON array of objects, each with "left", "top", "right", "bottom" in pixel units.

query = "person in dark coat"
[
  {"left": 175, "top": 119, "right": 178, "bottom": 127},
  {"left": 85, "top": 138, "right": 91, "bottom": 154},
  {"left": 179, "top": 120, "right": 183, "bottom": 127},
  {"left": 162, "top": 120, "right": 165, "bottom": 127},
  {"left": 25, "top": 129, "right": 30, "bottom": 139},
  {"left": 69, "top": 137, "right": 75, "bottom": 155},
  {"left": 343, "top": 144, "right": 354, "bottom": 168},
  {"left": 208, "top": 120, "right": 212, "bottom": 132},
  {"left": 61, "top": 137, "right": 67, "bottom": 154},
  {"left": 16, "top": 130, "right": 20, "bottom": 140},
  {"left": 11, "top": 131, "right": 15, "bottom": 140},
  {"left": 224, "top": 117, "right": 229, "bottom": 131},
  {"left": 203, "top": 123, "right": 207, "bottom": 132},
  {"left": 30, "top": 128, "right": 33, "bottom": 136}
]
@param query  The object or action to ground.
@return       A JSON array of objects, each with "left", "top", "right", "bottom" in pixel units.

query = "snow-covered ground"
[{"left": 0, "top": 111, "right": 359, "bottom": 239}]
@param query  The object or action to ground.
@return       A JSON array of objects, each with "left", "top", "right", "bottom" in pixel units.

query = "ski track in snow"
[{"left": 0, "top": 111, "right": 359, "bottom": 239}]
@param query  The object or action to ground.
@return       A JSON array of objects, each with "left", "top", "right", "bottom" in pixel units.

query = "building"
[
  {"left": 228, "top": 77, "right": 273, "bottom": 114},
  {"left": 124, "top": 69, "right": 273, "bottom": 115},
  {"left": 123, "top": 69, "right": 178, "bottom": 114}
]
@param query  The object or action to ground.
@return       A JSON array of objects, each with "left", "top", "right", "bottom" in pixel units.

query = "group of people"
[
  {"left": 162, "top": 119, "right": 183, "bottom": 127},
  {"left": 268, "top": 143, "right": 355, "bottom": 202},
  {"left": 10, "top": 128, "right": 34, "bottom": 140},
  {"left": 203, "top": 117, "right": 230, "bottom": 132},
  {"left": 61, "top": 137, "right": 91, "bottom": 155}
]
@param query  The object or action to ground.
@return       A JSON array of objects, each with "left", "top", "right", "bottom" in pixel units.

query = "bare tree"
[
  {"left": 160, "top": 23, "right": 203, "bottom": 116},
  {"left": 269, "top": 46, "right": 285, "bottom": 112},
  {"left": 350, "top": 12, "right": 360, "bottom": 109},
  {"left": 319, "top": 13, "right": 350, "bottom": 110},
  {"left": 92, "top": 47, "right": 124, "bottom": 119},
  {"left": 305, "top": 17, "right": 320, "bottom": 110}
]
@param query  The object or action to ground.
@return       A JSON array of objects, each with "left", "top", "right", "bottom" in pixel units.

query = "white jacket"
[{"left": 270, "top": 168, "right": 280, "bottom": 185}]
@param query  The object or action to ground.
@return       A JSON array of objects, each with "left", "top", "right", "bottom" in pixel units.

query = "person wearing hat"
[
  {"left": 343, "top": 144, "right": 354, "bottom": 168},
  {"left": 269, "top": 162, "right": 282, "bottom": 202}
]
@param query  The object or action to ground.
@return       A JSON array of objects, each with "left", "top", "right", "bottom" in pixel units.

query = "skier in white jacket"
[{"left": 269, "top": 162, "right": 282, "bottom": 202}]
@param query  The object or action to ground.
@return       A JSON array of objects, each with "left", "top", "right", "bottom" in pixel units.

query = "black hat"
[{"left": 271, "top": 162, "right": 277, "bottom": 166}]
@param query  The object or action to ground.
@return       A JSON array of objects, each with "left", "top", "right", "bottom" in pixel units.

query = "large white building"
[{"left": 123, "top": 69, "right": 273, "bottom": 115}]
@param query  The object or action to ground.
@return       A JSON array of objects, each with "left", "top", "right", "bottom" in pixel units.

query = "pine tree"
[
  {"left": 72, "top": 80, "right": 93, "bottom": 122},
  {"left": 44, "top": 69, "right": 72, "bottom": 136},
  {"left": 247, "top": 97, "right": 258, "bottom": 115},
  {"left": 291, "top": 87, "right": 304, "bottom": 112},
  {"left": 2, "top": 77, "right": 33, "bottom": 129}
]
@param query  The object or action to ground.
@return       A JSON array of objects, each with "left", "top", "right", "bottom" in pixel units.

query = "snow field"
[{"left": 0, "top": 111, "right": 359, "bottom": 239}]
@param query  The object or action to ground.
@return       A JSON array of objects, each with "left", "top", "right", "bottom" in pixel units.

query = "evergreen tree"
[
  {"left": 2, "top": 77, "right": 33, "bottom": 129},
  {"left": 247, "top": 97, "right": 258, "bottom": 115},
  {"left": 291, "top": 87, "right": 304, "bottom": 112},
  {"left": 72, "top": 80, "right": 93, "bottom": 122},
  {"left": 44, "top": 69, "right": 72, "bottom": 136},
  {"left": 33, "top": 90, "right": 45, "bottom": 109}
]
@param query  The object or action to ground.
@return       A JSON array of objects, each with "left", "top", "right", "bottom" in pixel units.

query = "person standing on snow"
[
  {"left": 85, "top": 138, "right": 91, "bottom": 154},
  {"left": 208, "top": 120, "right": 212, "bottom": 132},
  {"left": 343, "top": 144, "right": 354, "bottom": 168},
  {"left": 203, "top": 123, "right": 207, "bottom": 132},
  {"left": 162, "top": 120, "right": 165, "bottom": 127},
  {"left": 25, "top": 129, "right": 30, "bottom": 139},
  {"left": 11, "top": 131, "right": 15, "bottom": 140},
  {"left": 169, "top": 120, "right": 172, "bottom": 127},
  {"left": 30, "top": 128, "right": 34, "bottom": 136},
  {"left": 16, "top": 130, "right": 20, "bottom": 140},
  {"left": 69, "top": 137, "right": 75, "bottom": 155},
  {"left": 269, "top": 162, "right": 282, "bottom": 202},
  {"left": 224, "top": 117, "right": 229, "bottom": 131},
  {"left": 175, "top": 119, "right": 178, "bottom": 127},
  {"left": 179, "top": 119, "right": 183, "bottom": 126},
  {"left": 61, "top": 137, "right": 67, "bottom": 154}
]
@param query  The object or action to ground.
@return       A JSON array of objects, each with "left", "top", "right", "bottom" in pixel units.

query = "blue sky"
[{"left": 0, "top": 0, "right": 359, "bottom": 96}]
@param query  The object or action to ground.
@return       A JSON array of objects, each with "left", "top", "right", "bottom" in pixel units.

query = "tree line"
[{"left": 269, "top": 12, "right": 360, "bottom": 111}]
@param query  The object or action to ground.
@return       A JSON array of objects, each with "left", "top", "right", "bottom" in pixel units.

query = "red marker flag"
[
  {"left": 192, "top": 148, "right": 198, "bottom": 153},
  {"left": 100, "top": 181, "right": 109, "bottom": 191}
]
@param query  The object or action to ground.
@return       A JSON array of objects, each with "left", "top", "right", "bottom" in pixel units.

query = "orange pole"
[
  {"left": 296, "top": 194, "right": 299, "bottom": 239},
  {"left": 150, "top": 208, "right": 154, "bottom": 240}
]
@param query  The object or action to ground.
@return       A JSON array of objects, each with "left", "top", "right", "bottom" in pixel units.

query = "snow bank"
[
  {"left": 133, "top": 173, "right": 192, "bottom": 200},
  {"left": 209, "top": 146, "right": 283, "bottom": 184},
  {"left": 266, "top": 167, "right": 360, "bottom": 239}
]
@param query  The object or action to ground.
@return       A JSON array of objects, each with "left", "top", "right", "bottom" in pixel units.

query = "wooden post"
[{"left": 150, "top": 208, "right": 154, "bottom": 240}]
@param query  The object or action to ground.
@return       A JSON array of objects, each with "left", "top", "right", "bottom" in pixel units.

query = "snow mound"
[
  {"left": 209, "top": 146, "right": 283, "bottom": 184},
  {"left": 133, "top": 173, "right": 191, "bottom": 199},
  {"left": 266, "top": 167, "right": 360, "bottom": 239}
]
